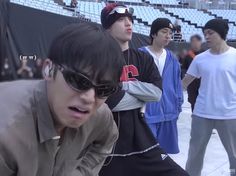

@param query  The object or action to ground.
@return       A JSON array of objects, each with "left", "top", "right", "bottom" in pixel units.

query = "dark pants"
[{"left": 99, "top": 146, "right": 189, "bottom": 176}]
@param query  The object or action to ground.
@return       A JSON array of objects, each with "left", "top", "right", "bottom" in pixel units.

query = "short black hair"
[
  {"left": 48, "top": 22, "right": 124, "bottom": 85},
  {"left": 190, "top": 34, "right": 202, "bottom": 42}
]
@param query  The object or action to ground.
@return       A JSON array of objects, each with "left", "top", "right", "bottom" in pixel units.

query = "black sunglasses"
[{"left": 57, "top": 64, "right": 118, "bottom": 98}]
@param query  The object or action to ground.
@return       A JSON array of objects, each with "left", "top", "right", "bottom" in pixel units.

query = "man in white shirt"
[{"left": 183, "top": 19, "right": 236, "bottom": 176}]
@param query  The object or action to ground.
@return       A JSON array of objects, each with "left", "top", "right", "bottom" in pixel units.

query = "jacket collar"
[{"left": 33, "top": 80, "right": 59, "bottom": 143}]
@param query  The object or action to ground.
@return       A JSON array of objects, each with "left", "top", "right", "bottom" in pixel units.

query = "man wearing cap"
[
  {"left": 139, "top": 18, "right": 183, "bottom": 154},
  {"left": 183, "top": 19, "right": 236, "bottom": 176},
  {"left": 100, "top": 3, "right": 189, "bottom": 176}
]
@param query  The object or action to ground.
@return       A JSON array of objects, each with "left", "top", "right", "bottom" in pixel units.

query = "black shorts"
[{"left": 99, "top": 146, "right": 189, "bottom": 176}]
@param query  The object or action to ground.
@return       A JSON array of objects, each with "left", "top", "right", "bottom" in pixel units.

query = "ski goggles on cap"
[
  {"left": 108, "top": 6, "right": 134, "bottom": 16},
  {"left": 57, "top": 64, "right": 118, "bottom": 98}
]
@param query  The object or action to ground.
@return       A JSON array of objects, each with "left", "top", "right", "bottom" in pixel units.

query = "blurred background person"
[
  {"left": 17, "top": 59, "right": 34, "bottom": 79},
  {"left": 0, "top": 58, "right": 14, "bottom": 81},
  {"left": 33, "top": 58, "right": 43, "bottom": 79},
  {"left": 182, "top": 34, "right": 203, "bottom": 111}
]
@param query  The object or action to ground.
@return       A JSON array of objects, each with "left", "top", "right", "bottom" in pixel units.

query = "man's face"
[
  {"left": 153, "top": 28, "right": 172, "bottom": 47},
  {"left": 190, "top": 37, "right": 202, "bottom": 52},
  {"left": 204, "top": 29, "right": 222, "bottom": 48},
  {"left": 108, "top": 16, "right": 133, "bottom": 43},
  {"left": 46, "top": 65, "right": 108, "bottom": 130}
]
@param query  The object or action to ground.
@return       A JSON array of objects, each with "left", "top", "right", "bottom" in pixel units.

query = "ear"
[{"left": 42, "top": 58, "right": 53, "bottom": 80}]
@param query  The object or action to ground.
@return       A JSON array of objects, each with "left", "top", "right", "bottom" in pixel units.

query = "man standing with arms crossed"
[{"left": 100, "top": 3, "right": 189, "bottom": 176}]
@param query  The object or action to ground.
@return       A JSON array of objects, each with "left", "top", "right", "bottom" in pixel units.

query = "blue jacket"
[{"left": 139, "top": 47, "right": 183, "bottom": 123}]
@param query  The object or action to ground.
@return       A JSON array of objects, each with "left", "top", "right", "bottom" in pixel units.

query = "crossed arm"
[{"left": 112, "top": 81, "right": 162, "bottom": 112}]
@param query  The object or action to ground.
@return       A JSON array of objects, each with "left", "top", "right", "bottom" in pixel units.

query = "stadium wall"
[{"left": 0, "top": 1, "right": 236, "bottom": 80}]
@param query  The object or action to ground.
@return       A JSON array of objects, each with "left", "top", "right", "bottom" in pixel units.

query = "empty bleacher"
[
  {"left": 11, "top": 0, "right": 74, "bottom": 16},
  {"left": 76, "top": 1, "right": 105, "bottom": 23},
  {"left": 129, "top": 5, "right": 203, "bottom": 41},
  {"left": 113, "top": 0, "right": 143, "bottom": 3},
  {"left": 166, "top": 8, "right": 214, "bottom": 27},
  {"left": 8, "top": 0, "right": 236, "bottom": 41},
  {"left": 147, "top": 0, "right": 179, "bottom": 5},
  {"left": 165, "top": 7, "right": 236, "bottom": 39},
  {"left": 209, "top": 9, "right": 236, "bottom": 23}
]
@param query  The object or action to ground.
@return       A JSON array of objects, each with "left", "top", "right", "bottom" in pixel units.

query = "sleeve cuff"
[{"left": 122, "top": 82, "right": 129, "bottom": 91}]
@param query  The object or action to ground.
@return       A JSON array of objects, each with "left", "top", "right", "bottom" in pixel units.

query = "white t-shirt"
[
  {"left": 187, "top": 47, "right": 236, "bottom": 119},
  {"left": 145, "top": 46, "right": 166, "bottom": 76}
]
